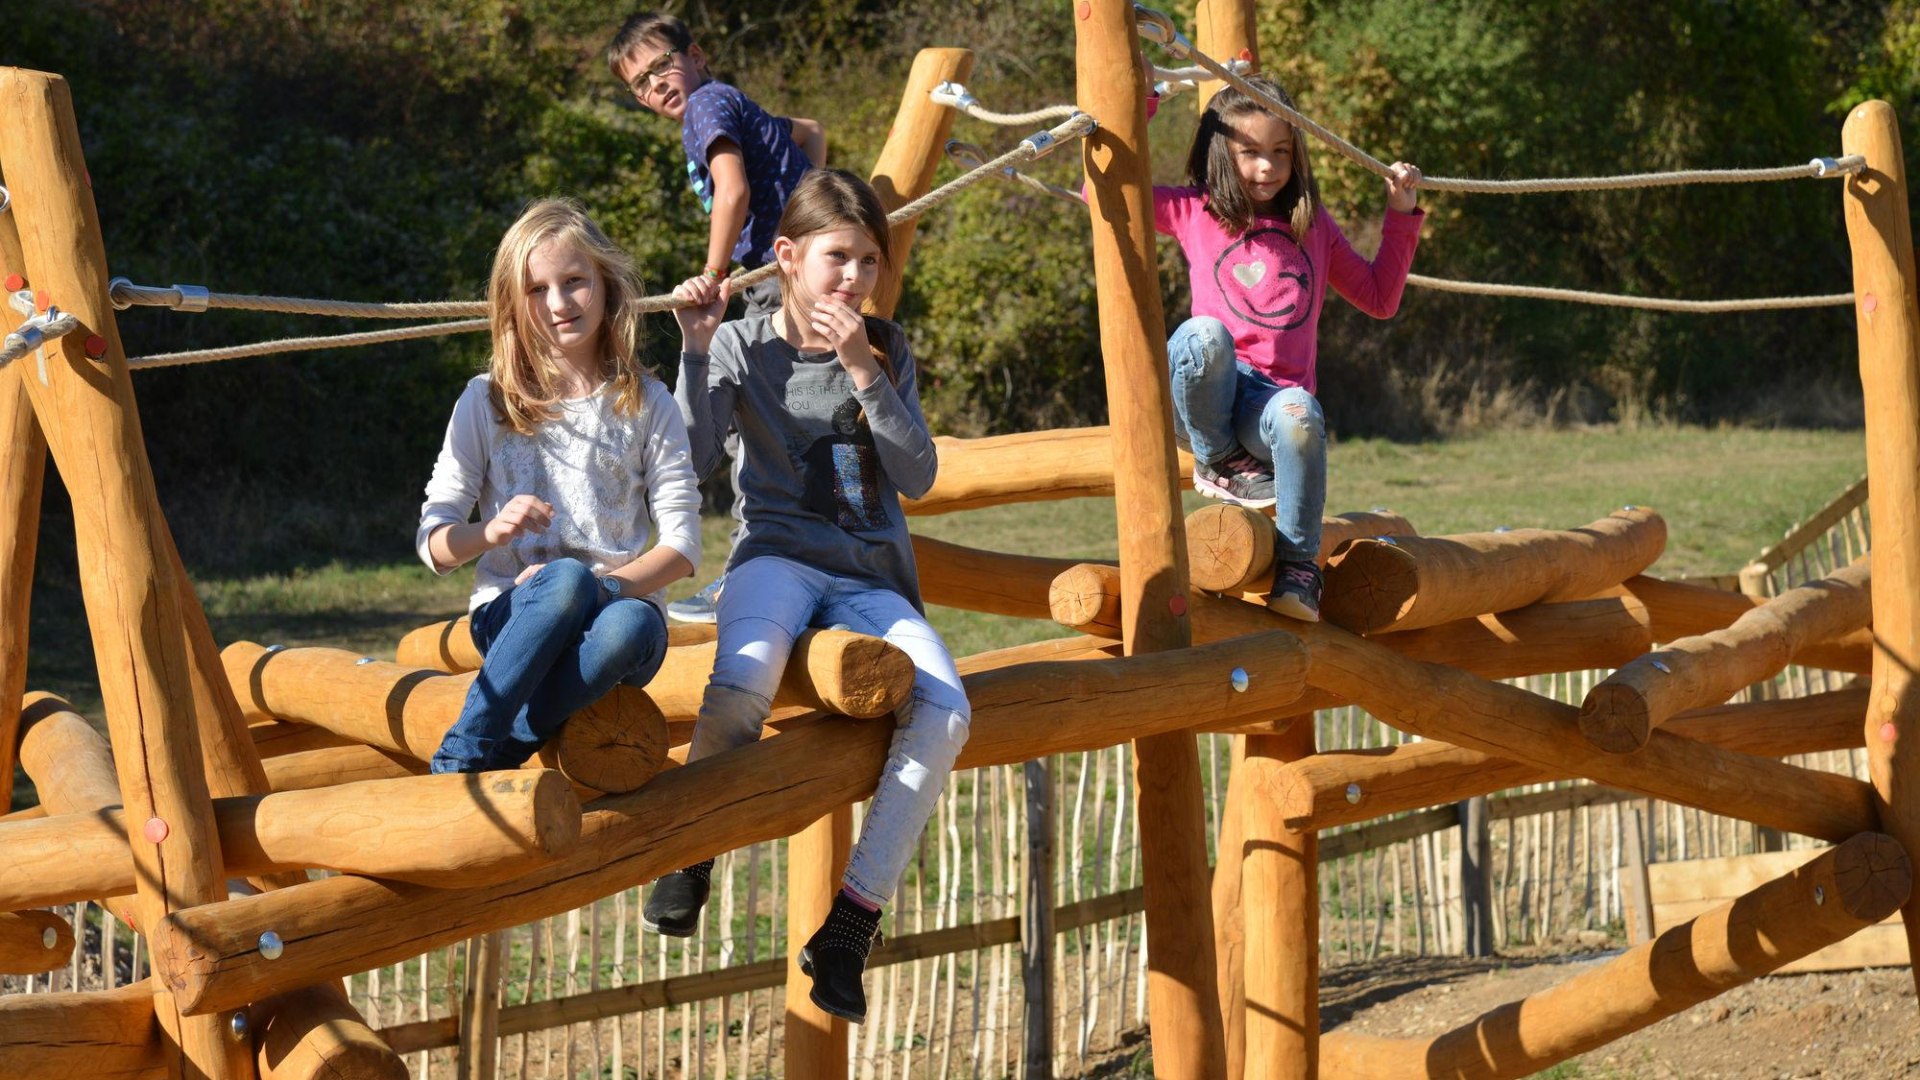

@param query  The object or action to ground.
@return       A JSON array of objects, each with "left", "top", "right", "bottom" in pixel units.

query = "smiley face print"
[{"left": 1212, "top": 228, "right": 1314, "bottom": 332}]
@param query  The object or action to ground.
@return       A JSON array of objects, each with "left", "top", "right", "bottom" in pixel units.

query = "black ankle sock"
[{"left": 679, "top": 859, "right": 714, "bottom": 884}]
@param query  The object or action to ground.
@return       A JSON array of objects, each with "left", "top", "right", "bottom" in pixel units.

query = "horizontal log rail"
[
  {"left": 901, "top": 426, "right": 1197, "bottom": 515},
  {"left": 152, "top": 632, "right": 1309, "bottom": 1015}
]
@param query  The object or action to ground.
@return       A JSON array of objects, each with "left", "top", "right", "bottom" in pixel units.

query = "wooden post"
[
  {"left": 1078, "top": 4, "right": 1229, "bottom": 1075},
  {"left": 0, "top": 160, "right": 46, "bottom": 815},
  {"left": 1458, "top": 794, "right": 1493, "bottom": 957},
  {"left": 1620, "top": 807, "right": 1655, "bottom": 946},
  {"left": 1212, "top": 736, "right": 1249, "bottom": 1080},
  {"left": 0, "top": 66, "right": 244, "bottom": 1079},
  {"left": 786, "top": 811, "right": 851, "bottom": 1072},
  {"left": 457, "top": 931, "right": 504, "bottom": 1080},
  {"left": 1022, "top": 758, "right": 1055, "bottom": 1079},
  {"left": 1243, "top": 722, "right": 1318, "bottom": 1080},
  {"left": 1193, "top": 0, "right": 1259, "bottom": 105},
  {"left": 866, "top": 47, "right": 974, "bottom": 320},
  {"left": 1841, "top": 98, "right": 1920, "bottom": 1002}
]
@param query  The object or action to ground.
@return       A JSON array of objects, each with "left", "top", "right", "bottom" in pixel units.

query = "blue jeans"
[
  {"left": 1168, "top": 316, "right": 1328, "bottom": 563},
  {"left": 688, "top": 555, "right": 972, "bottom": 907},
  {"left": 431, "top": 558, "right": 671, "bottom": 773}
]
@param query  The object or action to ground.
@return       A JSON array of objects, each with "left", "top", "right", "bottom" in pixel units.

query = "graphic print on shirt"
[
  {"left": 1212, "top": 227, "right": 1314, "bottom": 332},
  {"left": 495, "top": 415, "right": 641, "bottom": 567},
  {"left": 798, "top": 396, "right": 888, "bottom": 532},
  {"left": 686, "top": 160, "right": 713, "bottom": 214}
]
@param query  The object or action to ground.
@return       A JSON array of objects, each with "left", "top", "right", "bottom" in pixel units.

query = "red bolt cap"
[
  {"left": 1169, "top": 594, "right": 1188, "bottom": 616},
  {"left": 2, "top": 274, "right": 22, "bottom": 292},
  {"left": 84, "top": 334, "right": 109, "bottom": 359},
  {"left": 1077, "top": 1, "right": 1091, "bottom": 18},
  {"left": 34, "top": 290, "right": 50, "bottom": 313}
]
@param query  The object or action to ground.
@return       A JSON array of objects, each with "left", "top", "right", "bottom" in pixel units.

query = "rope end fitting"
[
  {"left": 1810, "top": 155, "right": 1865, "bottom": 178},
  {"left": 1021, "top": 113, "right": 1097, "bottom": 160},
  {"left": 171, "top": 284, "right": 211, "bottom": 313},
  {"left": 108, "top": 276, "right": 134, "bottom": 311},
  {"left": 930, "top": 81, "right": 979, "bottom": 112},
  {"left": 1133, "top": 5, "right": 1192, "bottom": 58}
]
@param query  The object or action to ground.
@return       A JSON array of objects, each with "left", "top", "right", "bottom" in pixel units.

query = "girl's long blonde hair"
[
  {"left": 486, "top": 198, "right": 652, "bottom": 434},
  {"left": 774, "top": 169, "right": 897, "bottom": 383},
  {"left": 1187, "top": 76, "right": 1320, "bottom": 239}
]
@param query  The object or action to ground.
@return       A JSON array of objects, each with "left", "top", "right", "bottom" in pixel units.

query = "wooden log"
[
  {"left": 1581, "top": 560, "right": 1872, "bottom": 752},
  {"left": 786, "top": 810, "right": 851, "bottom": 1069},
  {"left": 261, "top": 744, "right": 423, "bottom": 792},
  {"left": 1053, "top": 564, "right": 1653, "bottom": 712},
  {"left": 222, "top": 642, "right": 667, "bottom": 793},
  {"left": 0, "top": 978, "right": 163, "bottom": 1080},
  {"left": 250, "top": 719, "right": 354, "bottom": 759},
  {"left": 0, "top": 908, "right": 73, "bottom": 973},
  {"left": 1322, "top": 507, "right": 1666, "bottom": 634},
  {"left": 1079, "top": 6, "right": 1230, "bottom": 1071},
  {"left": 900, "top": 427, "right": 1197, "bottom": 516},
  {"left": 1243, "top": 724, "right": 1318, "bottom": 1080},
  {"left": 1319, "top": 832, "right": 1912, "bottom": 1079},
  {"left": 1606, "top": 575, "right": 1871, "bottom": 672},
  {"left": 1279, "top": 685, "right": 1871, "bottom": 830},
  {"left": 0, "top": 769, "right": 582, "bottom": 907},
  {"left": 18, "top": 691, "right": 125, "bottom": 816},
  {"left": 1213, "top": 737, "right": 1249, "bottom": 1080},
  {"left": 1290, "top": 600, "right": 1879, "bottom": 843},
  {"left": 1194, "top": 0, "right": 1259, "bottom": 105},
  {"left": 151, "top": 632, "right": 1308, "bottom": 1015},
  {"left": 0, "top": 66, "right": 244, "bottom": 1077},
  {"left": 388, "top": 625, "right": 911, "bottom": 721},
  {"left": 1841, "top": 98, "right": 1920, "bottom": 995},
  {"left": 867, "top": 46, "right": 973, "bottom": 318},
  {"left": 456, "top": 932, "right": 504, "bottom": 1080},
  {"left": 394, "top": 617, "right": 714, "bottom": 673},
  {"left": 913, "top": 534, "right": 1101, "bottom": 620},
  {"left": 253, "top": 982, "right": 408, "bottom": 1080},
  {"left": 0, "top": 163, "right": 46, "bottom": 815},
  {"left": 1187, "top": 504, "right": 1412, "bottom": 594}
]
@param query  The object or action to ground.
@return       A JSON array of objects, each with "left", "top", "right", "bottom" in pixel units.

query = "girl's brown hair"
[
  {"left": 1186, "top": 76, "right": 1319, "bottom": 239},
  {"left": 774, "top": 168, "right": 896, "bottom": 381},
  {"left": 486, "top": 198, "right": 652, "bottom": 434}
]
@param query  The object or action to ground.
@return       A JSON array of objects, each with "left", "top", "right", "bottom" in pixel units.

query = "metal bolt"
[
  {"left": 355, "top": 657, "right": 374, "bottom": 665},
  {"left": 1494, "top": 525, "right": 1512, "bottom": 533},
  {"left": 1650, "top": 659, "right": 1671, "bottom": 674},
  {"left": 828, "top": 623, "right": 851, "bottom": 633},
  {"left": 1230, "top": 667, "right": 1249, "bottom": 693},
  {"left": 1622, "top": 505, "right": 1638, "bottom": 512},
  {"left": 230, "top": 1011, "right": 250, "bottom": 1041},
  {"left": 1813, "top": 885, "right": 1825, "bottom": 906},
  {"left": 264, "top": 644, "right": 287, "bottom": 654},
  {"left": 1379, "top": 536, "right": 1398, "bottom": 546},
  {"left": 41, "top": 927, "right": 56, "bottom": 949},
  {"left": 1345, "top": 783, "right": 1362, "bottom": 805},
  {"left": 258, "top": 930, "right": 284, "bottom": 960}
]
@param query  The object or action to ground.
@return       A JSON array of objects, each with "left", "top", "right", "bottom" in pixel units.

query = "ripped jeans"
[
  {"left": 1168, "top": 316, "right": 1328, "bottom": 563},
  {"left": 688, "top": 555, "right": 972, "bottom": 907}
]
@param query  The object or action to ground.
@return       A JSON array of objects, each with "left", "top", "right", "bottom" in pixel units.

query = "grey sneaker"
[
  {"left": 1193, "top": 448, "right": 1276, "bottom": 509},
  {"left": 1266, "top": 559, "right": 1322, "bottom": 622},
  {"left": 667, "top": 574, "right": 724, "bottom": 624}
]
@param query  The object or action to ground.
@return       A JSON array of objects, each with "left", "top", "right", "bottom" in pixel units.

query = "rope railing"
[
  {"left": 1404, "top": 274, "right": 1854, "bottom": 313},
  {"left": 1132, "top": 5, "right": 1865, "bottom": 195},
  {"left": 115, "top": 111, "right": 1098, "bottom": 369},
  {"left": 945, "top": 140, "right": 1085, "bottom": 206},
  {"left": 930, "top": 82, "right": 1081, "bottom": 127}
]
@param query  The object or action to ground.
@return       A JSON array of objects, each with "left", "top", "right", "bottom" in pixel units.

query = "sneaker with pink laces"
[
  {"left": 1193, "top": 448, "right": 1276, "bottom": 508},
  {"left": 1267, "top": 559, "right": 1322, "bottom": 622}
]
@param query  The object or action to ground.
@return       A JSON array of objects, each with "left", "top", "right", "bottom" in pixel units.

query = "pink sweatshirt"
[{"left": 1154, "top": 186, "right": 1423, "bottom": 394}]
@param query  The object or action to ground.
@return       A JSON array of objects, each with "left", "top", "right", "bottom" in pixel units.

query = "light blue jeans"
[
  {"left": 1168, "top": 316, "right": 1328, "bottom": 563},
  {"left": 689, "top": 555, "right": 972, "bottom": 907},
  {"left": 432, "top": 559, "right": 670, "bottom": 774}
]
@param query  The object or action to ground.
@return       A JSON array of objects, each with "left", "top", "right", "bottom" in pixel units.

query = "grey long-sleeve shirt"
[{"left": 676, "top": 314, "right": 937, "bottom": 608}]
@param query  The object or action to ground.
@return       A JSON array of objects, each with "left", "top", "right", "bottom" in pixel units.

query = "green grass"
[{"left": 15, "top": 424, "right": 1866, "bottom": 806}]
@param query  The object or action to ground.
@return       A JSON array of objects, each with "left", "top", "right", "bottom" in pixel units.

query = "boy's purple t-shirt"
[
  {"left": 681, "top": 80, "right": 813, "bottom": 269},
  {"left": 1153, "top": 186, "right": 1423, "bottom": 394}
]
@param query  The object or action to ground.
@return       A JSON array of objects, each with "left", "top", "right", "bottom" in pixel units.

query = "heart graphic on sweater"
[{"left": 1232, "top": 261, "right": 1267, "bottom": 288}]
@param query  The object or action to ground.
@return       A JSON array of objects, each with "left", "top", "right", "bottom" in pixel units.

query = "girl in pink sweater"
[{"left": 1160, "top": 75, "right": 1423, "bottom": 620}]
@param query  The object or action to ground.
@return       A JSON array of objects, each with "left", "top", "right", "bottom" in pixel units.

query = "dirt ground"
[{"left": 1084, "top": 954, "right": 1920, "bottom": 1078}]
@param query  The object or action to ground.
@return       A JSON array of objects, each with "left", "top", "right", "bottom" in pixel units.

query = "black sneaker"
[
  {"left": 1266, "top": 559, "right": 1323, "bottom": 622},
  {"left": 798, "top": 893, "right": 884, "bottom": 1023},
  {"left": 1193, "top": 448, "right": 1276, "bottom": 509},
  {"left": 642, "top": 861, "right": 712, "bottom": 937}
]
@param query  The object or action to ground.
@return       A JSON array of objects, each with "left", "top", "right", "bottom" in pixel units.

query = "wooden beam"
[
  {"left": 1322, "top": 508, "right": 1666, "bottom": 634},
  {"left": 1187, "top": 504, "right": 1411, "bottom": 594},
  {"left": 901, "top": 427, "right": 1198, "bottom": 516},
  {"left": 914, "top": 534, "right": 1102, "bottom": 620},
  {"left": 0, "top": 158, "right": 46, "bottom": 816},
  {"left": 1243, "top": 724, "right": 1318, "bottom": 1080},
  {"left": 1581, "top": 560, "right": 1871, "bottom": 752},
  {"left": 1606, "top": 575, "right": 1871, "bottom": 673},
  {"left": 261, "top": 744, "right": 423, "bottom": 793},
  {"left": 395, "top": 619, "right": 713, "bottom": 674},
  {"left": 221, "top": 642, "right": 668, "bottom": 793},
  {"left": 0, "top": 66, "right": 243, "bottom": 1076},
  {"left": 0, "top": 908, "right": 73, "bottom": 974},
  {"left": 1319, "top": 833, "right": 1911, "bottom": 1079},
  {"left": 0, "top": 979, "right": 163, "bottom": 1080},
  {"left": 253, "top": 983, "right": 408, "bottom": 1080},
  {"left": 1841, "top": 98, "right": 1920, "bottom": 1000},
  {"left": 866, "top": 46, "right": 974, "bottom": 319},
  {"left": 1283, "top": 686, "right": 1869, "bottom": 831},
  {"left": 151, "top": 633, "right": 1306, "bottom": 1016}
]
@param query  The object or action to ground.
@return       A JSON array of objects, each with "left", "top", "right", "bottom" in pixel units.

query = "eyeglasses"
[{"left": 627, "top": 50, "right": 680, "bottom": 102}]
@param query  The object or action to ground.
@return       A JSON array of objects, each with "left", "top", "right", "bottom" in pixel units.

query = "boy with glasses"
[{"left": 608, "top": 11, "right": 824, "bottom": 622}]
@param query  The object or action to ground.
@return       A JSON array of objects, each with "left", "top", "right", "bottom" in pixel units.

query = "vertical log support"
[
  {"left": 1458, "top": 794, "right": 1494, "bottom": 957},
  {"left": 0, "top": 68, "right": 243, "bottom": 1078},
  {"left": 786, "top": 814, "right": 852, "bottom": 1073},
  {"left": 0, "top": 162, "right": 46, "bottom": 814},
  {"left": 457, "top": 931, "right": 503, "bottom": 1080},
  {"left": 1022, "top": 759, "right": 1056, "bottom": 1079},
  {"left": 1841, "top": 98, "right": 1920, "bottom": 1000},
  {"left": 1077, "top": 5, "right": 1228, "bottom": 1075},
  {"left": 1244, "top": 724, "right": 1318, "bottom": 1080},
  {"left": 866, "top": 47, "right": 974, "bottom": 320},
  {"left": 1190, "top": 6, "right": 1267, "bottom": 1076}
]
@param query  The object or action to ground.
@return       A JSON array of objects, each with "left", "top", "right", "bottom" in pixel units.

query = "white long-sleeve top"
[{"left": 417, "top": 374, "right": 703, "bottom": 612}]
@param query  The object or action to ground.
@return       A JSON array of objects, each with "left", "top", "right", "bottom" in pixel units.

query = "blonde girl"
[{"left": 417, "top": 198, "right": 701, "bottom": 773}]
